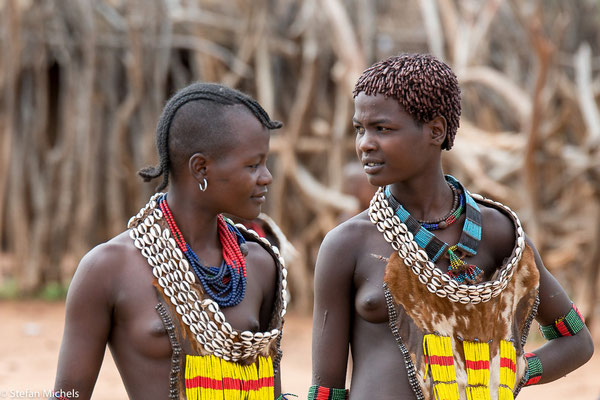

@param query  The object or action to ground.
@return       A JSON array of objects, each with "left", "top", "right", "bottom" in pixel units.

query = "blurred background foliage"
[{"left": 0, "top": 0, "right": 599, "bottom": 324}]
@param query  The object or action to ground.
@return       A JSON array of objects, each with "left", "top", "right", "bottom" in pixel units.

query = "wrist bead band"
[
  {"left": 539, "top": 303, "right": 586, "bottom": 340},
  {"left": 524, "top": 352, "right": 543, "bottom": 386},
  {"left": 308, "top": 385, "right": 349, "bottom": 400}
]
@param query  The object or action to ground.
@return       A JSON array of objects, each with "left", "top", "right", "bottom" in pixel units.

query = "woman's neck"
[
  {"left": 163, "top": 185, "right": 220, "bottom": 254},
  {"left": 387, "top": 172, "right": 454, "bottom": 222}
]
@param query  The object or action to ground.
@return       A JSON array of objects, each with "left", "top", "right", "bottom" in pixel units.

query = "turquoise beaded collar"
[{"left": 384, "top": 175, "right": 482, "bottom": 264}]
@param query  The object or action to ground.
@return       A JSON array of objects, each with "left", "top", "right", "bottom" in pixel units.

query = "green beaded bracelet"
[
  {"left": 308, "top": 385, "right": 348, "bottom": 400},
  {"left": 524, "top": 352, "right": 543, "bottom": 386},
  {"left": 539, "top": 303, "right": 585, "bottom": 340}
]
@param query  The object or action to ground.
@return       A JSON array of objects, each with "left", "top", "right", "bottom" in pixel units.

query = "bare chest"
[
  {"left": 110, "top": 261, "right": 173, "bottom": 359},
  {"left": 353, "top": 225, "right": 502, "bottom": 325},
  {"left": 353, "top": 234, "right": 394, "bottom": 324},
  {"left": 109, "top": 250, "right": 269, "bottom": 361}
]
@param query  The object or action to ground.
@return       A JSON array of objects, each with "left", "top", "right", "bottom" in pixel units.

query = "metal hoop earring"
[{"left": 199, "top": 178, "right": 208, "bottom": 192}]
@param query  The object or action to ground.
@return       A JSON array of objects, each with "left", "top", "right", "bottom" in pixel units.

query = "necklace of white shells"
[
  {"left": 368, "top": 186, "right": 526, "bottom": 305},
  {"left": 128, "top": 193, "right": 288, "bottom": 362}
]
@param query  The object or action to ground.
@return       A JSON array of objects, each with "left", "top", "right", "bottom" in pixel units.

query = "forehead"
[{"left": 353, "top": 92, "right": 409, "bottom": 122}]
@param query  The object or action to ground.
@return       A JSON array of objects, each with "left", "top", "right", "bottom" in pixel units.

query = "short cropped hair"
[{"left": 353, "top": 53, "right": 461, "bottom": 150}]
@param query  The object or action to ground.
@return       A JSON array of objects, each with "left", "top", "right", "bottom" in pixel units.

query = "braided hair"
[
  {"left": 353, "top": 53, "right": 461, "bottom": 150},
  {"left": 139, "top": 82, "right": 282, "bottom": 191}
]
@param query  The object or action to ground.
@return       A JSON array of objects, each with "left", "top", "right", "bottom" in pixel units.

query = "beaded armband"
[
  {"left": 539, "top": 303, "right": 586, "bottom": 340},
  {"left": 308, "top": 385, "right": 349, "bottom": 400},
  {"left": 523, "top": 352, "right": 543, "bottom": 386}
]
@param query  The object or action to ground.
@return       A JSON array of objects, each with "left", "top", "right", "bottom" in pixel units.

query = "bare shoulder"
[
  {"left": 316, "top": 210, "right": 373, "bottom": 277},
  {"left": 78, "top": 231, "right": 136, "bottom": 273},
  {"left": 477, "top": 200, "right": 516, "bottom": 253},
  {"left": 245, "top": 240, "right": 277, "bottom": 273},
  {"left": 69, "top": 231, "right": 137, "bottom": 301},
  {"left": 325, "top": 210, "right": 372, "bottom": 249}
]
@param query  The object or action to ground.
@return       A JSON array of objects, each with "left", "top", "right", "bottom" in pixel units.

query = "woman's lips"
[{"left": 363, "top": 161, "right": 384, "bottom": 174}]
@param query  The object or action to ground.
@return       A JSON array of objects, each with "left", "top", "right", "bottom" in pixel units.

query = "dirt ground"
[{"left": 1, "top": 300, "right": 598, "bottom": 399}]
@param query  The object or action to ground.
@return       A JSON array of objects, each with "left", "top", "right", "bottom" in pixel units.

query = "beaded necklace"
[
  {"left": 128, "top": 193, "right": 288, "bottom": 363},
  {"left": 158, "top": 194, "right": 247, "bottom": 307},
  {"left": 369, "top": 188, "right": 526, "bottom": 304},
  {"left": 418, "top": 183, "right": 463, "bottom": 230},
  {"left": 385, "top": 176, "right": 483, "bottom": 284}
]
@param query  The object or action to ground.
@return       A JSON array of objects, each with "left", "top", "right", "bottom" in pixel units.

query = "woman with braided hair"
[
  {"left": 53, "top": 82, "right": 289, "bottom": 399},
  {"left": 310, "top": 54, "right": 593, "bottom": 399}
]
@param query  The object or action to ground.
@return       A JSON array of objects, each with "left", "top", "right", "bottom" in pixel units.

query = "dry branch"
[
  {"left": 458, "top": 66, "right": 532, "bottom": 123},
  {"left": 575, "top": 43, "right": 600, "bottom": 147},
  {"left": 419, "top": 0, "right": 445, "bottom": 60},
  {"left": 0, "top": 0, "right": 599, "bottom": 324}
]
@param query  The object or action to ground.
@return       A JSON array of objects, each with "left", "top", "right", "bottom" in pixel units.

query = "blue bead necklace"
[
  {"left": 158, "top": 194, "right": 247, "bottom": 307},
  {"left": 385, "top": 175, "right": 484, "bottom": 284}
]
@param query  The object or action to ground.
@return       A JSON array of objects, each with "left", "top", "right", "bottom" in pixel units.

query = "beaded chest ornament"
[
  {"left": 158, "top": 193, "right": 247, "bottom": 308},
  {"left": 369, "top": 179, "right": 527, "bottom": 305},
  {"left": 129, "top": 193, "right": 289, "bottom": 399},
  {"left": 384, "top": 176, "right": 483, "bottom": 284}
]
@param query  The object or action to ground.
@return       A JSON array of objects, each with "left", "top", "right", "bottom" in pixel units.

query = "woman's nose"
[
  {"left": 258, "top": 165, "right": 273, "bottom": 186},
  {"left": 357, "top": 130, "right": 377, "bottom": 153}
]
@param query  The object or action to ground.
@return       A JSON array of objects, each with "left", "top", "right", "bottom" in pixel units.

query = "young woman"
[
  {"left": 53, "top": 83, "right": 288, "bottom": 399},
  {"left": 311, "top": 54, "right": 593, "bottom": 400}
]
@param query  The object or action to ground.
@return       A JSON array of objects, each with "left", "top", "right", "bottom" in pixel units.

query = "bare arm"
[
  {"left": 255, "top": 242, "right": 277, "bottom": 334},
  {"left": 244, "top": 239, "right": 283, "bottom": 398},
  {"left": 526, "top": 236, "right": 594, "bottom": 384},
  {"left": 311, "top": 225, "right": 356, "bottom": 388},
  {"left": 252, "top": 243, "right": 282, "bottom": 398},
  {"left": 274, "top": 368, "right": 282, "bottom": 399},
  {"left": 53, "top": 244, "right": 117, "bottom": 399}
]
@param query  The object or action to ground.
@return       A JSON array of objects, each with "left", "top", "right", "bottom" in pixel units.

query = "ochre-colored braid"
[{"left": 353, "top": 53, "right": 461, "bottom": 150}]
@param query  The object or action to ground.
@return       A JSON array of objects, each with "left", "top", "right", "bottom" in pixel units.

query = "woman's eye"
[
  {"left": 354, "top": 126, "right": 364, "bottom": 134},
  {"left": 377, "top": 126, "right": 389, "bottom": 132}
]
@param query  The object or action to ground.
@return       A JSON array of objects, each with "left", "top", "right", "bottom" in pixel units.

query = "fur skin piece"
[{"left": 384, "top": 241, "right": 539, "bottom": 400}]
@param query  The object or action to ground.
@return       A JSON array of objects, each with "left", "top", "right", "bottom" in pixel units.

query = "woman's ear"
[
  {"left": 189, "top": 153, "right": 208, "bottom": 182},
  {"left": 428, "top": 115, "right": 447, "bottom": 147}
]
